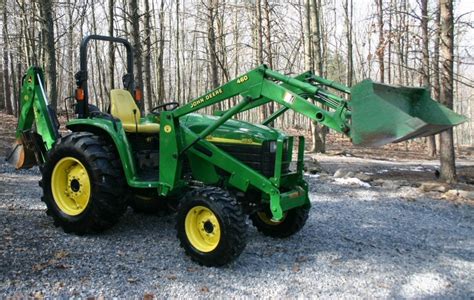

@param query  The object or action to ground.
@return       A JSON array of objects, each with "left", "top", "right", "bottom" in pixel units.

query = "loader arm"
[
  {"left": 171, "top": 65, "right": 351, "bottom": 135},
  {"left": 158, "top": 65, "right": 353, "bottom": 218},
  {"left": 7, "top": 67, "right": 59, "bottom": 169},
  {"left": 158, "top": 64, "right": 465, "bottom": 220}
]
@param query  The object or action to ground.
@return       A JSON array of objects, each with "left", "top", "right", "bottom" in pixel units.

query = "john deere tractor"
[{"left": 7, "top": 35, "right": 466, "bottom": 266}]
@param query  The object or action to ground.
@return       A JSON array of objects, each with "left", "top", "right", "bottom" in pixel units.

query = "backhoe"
[{"left": 7, "top": 35, "right": 466, "bottom": 266}]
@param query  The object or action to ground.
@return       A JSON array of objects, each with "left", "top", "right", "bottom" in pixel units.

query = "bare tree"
[
  {"left": 310, "top": 0, "right": 325, "bottom": 153},
  {"left": 263, "top": 0, "right": 274, "bottom": 116},
  {"left": 343, "top": 0, "right": 353, "bottom": 86},
  {"left": 144, "top": 0, "right": 153, "bottom": 109},
  {"left": 2, "top": 2, "right": 12, "bottom": 115},
  {"left": 439, "top": 0, "right": 456, "bottom": 182},
  {"left": 375, "top": 0, "right": 385, "bottom": 83},
  {"left": 108, "top": 0, "right": 115, "bottom": 91},
  {"left": 128, "top": 0, "right": 143, "bottom": 111},
  {"left": 39, "top": 0, "right": 58, "bottom": 110},
  {"left": 420, "top": 0, "right": 437, "bottom": 157},
  {"left": 175, "top": 0, "right": 181, "bottom": 102},
  {"left": 303, "top": 0, "right": 313, "bottom": 71},
  {"left": 207, "top": 0, "right": 220, "bottom": 90},
  {"left": 155, "top": 0, "right": 165, "bottom": 103}
]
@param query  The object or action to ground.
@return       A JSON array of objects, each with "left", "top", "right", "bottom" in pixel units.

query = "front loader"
[{"left": 7, "top": 35, "right": 466, "bottom": 266}]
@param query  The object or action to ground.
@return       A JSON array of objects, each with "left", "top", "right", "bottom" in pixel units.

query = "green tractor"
[{"left": 7, "top": 35, "right": 466, "bottom": 266}]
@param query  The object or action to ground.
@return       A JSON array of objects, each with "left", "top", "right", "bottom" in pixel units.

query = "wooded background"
[{"left": 0, "top": 0, "right": 473, "bottom": 151}]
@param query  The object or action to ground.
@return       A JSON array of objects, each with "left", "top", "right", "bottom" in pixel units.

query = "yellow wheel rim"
[
  {"left": 185, "top": 206, "right": 221, "bottom": 252},
  {"left": 51, "top": 157, "right": 91, "bottom": 216},
  {"left": 257, "top": 211, "right": 287, "bottom": 225}
]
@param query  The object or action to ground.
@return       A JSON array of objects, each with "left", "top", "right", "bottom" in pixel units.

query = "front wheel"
[
  {"left": 250, "top": 206, "right": 309, "bottom": 238},
  {"left": 176, "top": 187, "right": 247, "bottom": 267}
]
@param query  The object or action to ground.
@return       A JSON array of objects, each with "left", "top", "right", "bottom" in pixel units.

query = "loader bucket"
[
  {"left": 349, "top": 80, "right": 467, "bottom": 147},
  {"left": 5, "top": 139, "right": 37, "bottom": 169}
]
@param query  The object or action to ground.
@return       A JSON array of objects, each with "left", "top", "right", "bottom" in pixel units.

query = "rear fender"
[{"left": 66, "top": 118, "right": 137, "bottom": 185}]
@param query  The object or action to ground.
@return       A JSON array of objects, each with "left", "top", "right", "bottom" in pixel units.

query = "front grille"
[{"left": 214, "top": 140, "right": 290, "bottom": 177}]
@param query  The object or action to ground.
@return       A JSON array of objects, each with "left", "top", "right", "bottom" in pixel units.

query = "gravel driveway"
[{"left": 1, "top": 157, "right": 473, "bottom": 298}]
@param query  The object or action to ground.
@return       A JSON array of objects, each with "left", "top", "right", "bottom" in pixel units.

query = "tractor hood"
[{"left": 181, "top": 113, "right": 285, "bottom": 145}]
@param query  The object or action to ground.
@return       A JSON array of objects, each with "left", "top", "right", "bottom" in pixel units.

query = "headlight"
[{"left": 269, "top": 141, "right": 277, "bottom": 153}]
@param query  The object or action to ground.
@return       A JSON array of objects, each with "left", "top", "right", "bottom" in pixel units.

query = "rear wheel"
[
  {"left": 250, "top": 206, "right": 309, "bottom": 238},
  {"left": 41, "top": 132, "right": 127, "bottom": 234},
  {"left": 176, "top": 186, "right": 247, "bottom": 267}
]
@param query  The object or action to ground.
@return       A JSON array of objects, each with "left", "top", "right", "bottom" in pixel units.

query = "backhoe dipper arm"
[{"left": 8, "top": 67, "right": 60, "bottom": 169}]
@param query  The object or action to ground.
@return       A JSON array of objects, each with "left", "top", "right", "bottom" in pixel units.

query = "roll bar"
[{"left": 74, "top": 35, "right": 135, "bottom": 118}]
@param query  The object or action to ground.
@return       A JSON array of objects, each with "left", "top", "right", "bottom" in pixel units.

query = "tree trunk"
[
  {"left": 263, "top": 0, "right": 274, "bottom": 117},
  {"left": 343, "top": 0, "right": 353, "bottom": 86},
  {"left": 387, "top": 0, "right": 393, "bottom": 83},
  {"left": 108, "top": 0, "right": 115, "bottom": 91},
  {"left": 254, "top": 0, "right": 266, "bottom": 120},
  {"left": 144, "top": 0, "right": 153, "bottom": 109},
  {"left": 375, "top": 0, "right": 384, "bottom": 83},
  {"left": 9, "top": 49, "right": 18, "bottom": 116},
  {"left": 432, "top": 4, "right": 442, "bottom": 149},
  {"left": 207, "top": 0, "right": 219, "bottom": 90},
  {"left": 310, "top": 0, "right": 325, "bottom": 153},
  {"left": 439, "top": 0, "right": 456, "bottom": 183},
  {"left": 303, "top": 0, "right": 313, "bottom": 71},
  {"left": 128, "top": 0, "right": 143, "bottom": 111},
  {"left": 2, "top": 3, "right": 12, "bottom": 115},
  {"left": 156, "top": 0, "right": 165, "bottom": 103},
  {"left": 175, "top": 0, "right": 181, "bottom": 102},
  {"left": 420, "top": 0, "right": 437, "bottom": 157},
  {"left": 40, "top": 0, "right": 58, "bottom": 110},
  {"left": 67, "top": 0, "right": 75, "bottom": 104}
]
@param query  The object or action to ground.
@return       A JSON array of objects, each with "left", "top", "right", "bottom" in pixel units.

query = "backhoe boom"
[{"left": 7, "top": 67, "right": 59, "bottom": 169}]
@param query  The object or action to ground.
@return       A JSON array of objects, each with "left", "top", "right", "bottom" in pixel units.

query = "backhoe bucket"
[
  {"left": 349, "top": 80, "right": 467, "bottom": 147},
  {"left": 6, "top": 139, "right": 37, "bottom": 169}
]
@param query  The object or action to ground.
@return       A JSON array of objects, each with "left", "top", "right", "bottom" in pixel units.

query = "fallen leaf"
[
  {"left": 292, "top": 263, "right": 300, "bottom": 272},
  {"left": 32, "top": 263, "right": 47, "bottom": 271},
  {"left": 143, "top": 293, "right": 155, "bottom": 300},
  {"left": 296, "top": 256, "right": 308, "bottom": 263},
  {"left": 55, "top": 264, "right": 72, "bottom": 269},
  {"left": 54, "top": 250, "right": 69, "bottom": 260}
]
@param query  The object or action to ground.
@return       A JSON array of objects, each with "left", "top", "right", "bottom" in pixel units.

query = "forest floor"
[{"left": 0, "top": 111, "right": 473, "bottom": 297}]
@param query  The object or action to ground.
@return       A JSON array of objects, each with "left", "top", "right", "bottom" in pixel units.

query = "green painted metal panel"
[
  {"left": 158, "top": 111, "right": 183, "bottom": 194},
  {"left": 182, "top": 113, "right": 282, "bottom": 145},
  {"left": 66, "top": 118, "right": 158, "bottom": 188},
  {"left": 16, "top": 67, "right": 58, "bottom": 151}
]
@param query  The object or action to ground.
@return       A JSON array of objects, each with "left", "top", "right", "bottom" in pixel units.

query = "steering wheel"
[{"left": 150, "top": 102, "right": 179, "bottom": 115}]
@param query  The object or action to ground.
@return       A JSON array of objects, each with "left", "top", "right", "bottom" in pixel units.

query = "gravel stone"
[{"left": 1, "top": 156, "right": 473, "bottom": 298}]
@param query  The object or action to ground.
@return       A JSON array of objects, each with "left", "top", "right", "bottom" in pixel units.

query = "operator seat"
[{"left": 110, "top": 89, "right": 160, "bottom": 133}]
